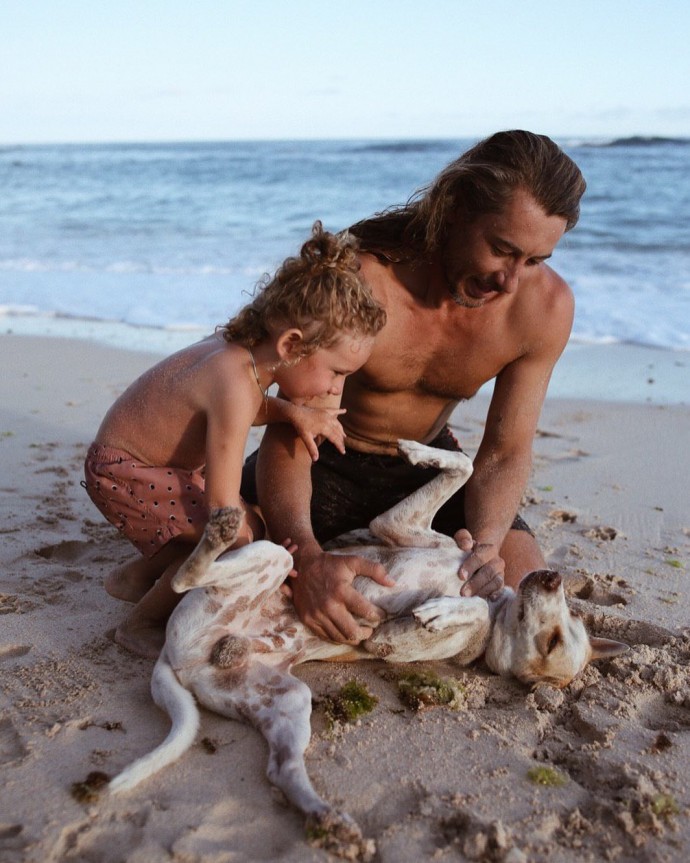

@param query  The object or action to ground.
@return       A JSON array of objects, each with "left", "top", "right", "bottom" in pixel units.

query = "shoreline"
[
  {"left": 1, "top": 333, "right": 688, "bottom": 862},
  {"left": 1, "top": 323, "right": 688, "bottom": 405}
]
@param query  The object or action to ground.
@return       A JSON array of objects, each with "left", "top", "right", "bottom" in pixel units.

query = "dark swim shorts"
[{"left": 240, "top": 426, "right": 532, "bottom": 544}]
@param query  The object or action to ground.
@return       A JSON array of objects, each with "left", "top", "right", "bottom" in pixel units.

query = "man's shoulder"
[
  {"left": 357, "top": 251, "right": 409, "bottom": 306},
  {"left": 514, "top": 265, "right": 574, "bottom": 358},
  {"left": 524, "top": 263, "right": 574, "bottom": 316},
  {"left": 542, "top": 264, "right": 574, "bottom": 316}
]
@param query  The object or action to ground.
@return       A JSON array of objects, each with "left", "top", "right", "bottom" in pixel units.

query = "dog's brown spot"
[
  {"left": 250, "top": 593, "right": 268, "bottom": 612},
  {"left": 203, "top": 596, "right": 222, "bottom": 615},
  {"left": 365, "top": 642, "right": 393, "bottom": 658},
  {"left": 256, "top": 682, "right": 288, "bottom": 696},
  {"left": 260, "top": 604, "right": 281, "bottom": 621},
  {"left": 212, "top": 665, "right": 250, "bottom": 688},
  {"left": 210, "top": 635, "right": 250, "bottom": 668},
  {"left": 252, "top": 640, "right": 272, "bottom": 654},
  {"left": 219, "top": 595, "right": 250, "bottom": 625}
]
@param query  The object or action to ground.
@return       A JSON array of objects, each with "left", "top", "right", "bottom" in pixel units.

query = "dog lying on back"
[{"left": 109, "top": 440, "right": 627, "bottom": 860}]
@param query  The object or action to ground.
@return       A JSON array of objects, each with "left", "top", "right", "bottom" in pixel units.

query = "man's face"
[{"left": 441, "top": 188, "right": 568, "bottom": 308}]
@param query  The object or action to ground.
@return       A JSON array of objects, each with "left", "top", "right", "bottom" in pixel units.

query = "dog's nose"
[{"left": 528, "top": 569, "right": 562, "bottom": 592}]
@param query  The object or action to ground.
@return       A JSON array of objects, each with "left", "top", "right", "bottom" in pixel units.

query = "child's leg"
[
  {"left": 105, "top": 543, "right": 185, "bottom": 603},
  {"left": 113, "top": 545, "right": 191, "bottom": 659},
  {"left": 112, "top": 502, "right": 265, "bottom": 659}
]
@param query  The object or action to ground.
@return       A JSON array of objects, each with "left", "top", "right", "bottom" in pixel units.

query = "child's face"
[{"left": 275, "top": 333, "right": 375, "bottom": 402}]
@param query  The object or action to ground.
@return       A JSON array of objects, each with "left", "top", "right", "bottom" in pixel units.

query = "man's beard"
[
  {"left": 442, "top": 250, "right": 488, "bottom": 309},
  {"left": 445, "top": 274, "right": 487, "bottom": 309}
]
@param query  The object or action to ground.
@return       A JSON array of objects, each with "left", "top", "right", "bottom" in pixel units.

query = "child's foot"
[
  {"left": 113, "top": 618, "right": 165, "bottom": 660},
  {"left": 111, "top": 557, "right": 185, "bottom": 658}
]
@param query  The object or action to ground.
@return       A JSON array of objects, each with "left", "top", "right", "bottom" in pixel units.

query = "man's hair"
[
  {"left": 220, "top": 221, "right": 386, "bottom": 354},
  {"left": 349, "top": 130, "right": 587, "bottom": 259}
]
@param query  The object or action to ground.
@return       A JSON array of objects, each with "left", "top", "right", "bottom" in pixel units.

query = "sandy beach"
[{"left": 1, "top": 333, "right": 688, "bottom": 863}]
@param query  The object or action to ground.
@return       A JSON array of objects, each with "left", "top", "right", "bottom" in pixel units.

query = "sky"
[{"left": 2, "top": 0, "right": 689, "bottom": 144}]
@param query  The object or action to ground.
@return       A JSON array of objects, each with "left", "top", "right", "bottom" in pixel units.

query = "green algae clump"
[
  {"left": 324, "top": 679, "right": 378, "bottom": 729},
  {"left": 397, "top": 670, "right": 465, "bottom": 711},
  {"left": 526, "top": 765, "right": 569, "bottom": 787}
]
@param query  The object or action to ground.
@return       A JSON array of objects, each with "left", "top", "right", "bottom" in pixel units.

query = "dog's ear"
[{"left": 589, "top": 636, "right": 629, "bottom": 660}]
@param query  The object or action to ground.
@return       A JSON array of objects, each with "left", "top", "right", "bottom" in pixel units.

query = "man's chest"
[{"left": 359, "top": 305, "right": 516, "bottom": 401}]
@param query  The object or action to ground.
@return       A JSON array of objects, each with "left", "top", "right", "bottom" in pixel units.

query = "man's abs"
[{"left": 339, "top": 385, "right": 459, "bottom": 455}]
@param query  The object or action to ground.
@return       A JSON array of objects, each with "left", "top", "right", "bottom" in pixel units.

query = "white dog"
[{"left": 109, "top": 440, "right": 627, "bottom": 859}]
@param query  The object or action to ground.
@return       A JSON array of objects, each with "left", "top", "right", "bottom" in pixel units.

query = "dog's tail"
[{"left": 109, "top": 654, "right": 199, "bottom": 794}]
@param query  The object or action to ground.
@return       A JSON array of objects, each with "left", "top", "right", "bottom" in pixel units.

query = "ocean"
[{"left": 1, "top": 137, "right": 689, "bottom": 361}]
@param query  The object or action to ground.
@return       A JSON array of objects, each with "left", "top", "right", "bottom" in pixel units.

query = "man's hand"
[
  {"left": 290, "top": 549, "right": 394, "bottom": 643},
  {"left": 454, "top": 529, "right": 505, "bottom": 599}
]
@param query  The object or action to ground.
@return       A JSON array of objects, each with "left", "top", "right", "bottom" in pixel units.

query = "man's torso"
[{"left": 339, "top": 253, "right": 559, "bottom": 453}]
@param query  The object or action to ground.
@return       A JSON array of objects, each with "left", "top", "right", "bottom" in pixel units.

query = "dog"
[{"left": 109, "top": 440, "right": 628, "bottom": 859}]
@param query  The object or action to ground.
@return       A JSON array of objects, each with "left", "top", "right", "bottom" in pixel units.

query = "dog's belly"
[
  {"left": 338, "top": 545, "right": 467, "bottom": 616},
  {"left": 166, "top": 544, "right": 472, "bottom": 674}
]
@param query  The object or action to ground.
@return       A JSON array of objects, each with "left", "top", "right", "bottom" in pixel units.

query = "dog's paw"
[
  {"left": 413, "top": 596, "right": 486, "bottom": 631},
  {"left": 397, "top": 439, "right": 473, "bottom": 475},
  {"left": 397, "top": 438, "right": 434, "bottom": 466},
  {"left": 306, "top": 809, "right": 376, "bottom": 861},
  {"left": 413, "top": 597, "right": 458, "bottom": 631},
  {"left": 206, "top": 506, "right": 244, "bottom": 548}
]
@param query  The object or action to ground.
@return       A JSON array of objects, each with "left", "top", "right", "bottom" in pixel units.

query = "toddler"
[{"left": 84, "top": 223, "right": 386, "bottom": 658}]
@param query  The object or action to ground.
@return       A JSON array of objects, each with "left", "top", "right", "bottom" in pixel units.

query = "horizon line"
[{"left": 3, "top": 132, "right": 689, "bottom": 149}]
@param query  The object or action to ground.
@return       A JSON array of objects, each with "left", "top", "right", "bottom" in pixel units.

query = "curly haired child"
[{"left": 84, "top": 222, "right": 386, "bottom": 658}]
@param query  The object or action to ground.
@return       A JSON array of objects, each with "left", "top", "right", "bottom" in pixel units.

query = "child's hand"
[{"left": 289, "top": 406, "right": 347, "bottom": 461}]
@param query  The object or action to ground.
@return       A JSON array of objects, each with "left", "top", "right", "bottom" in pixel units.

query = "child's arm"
[
  {"left": 203, "top": 367, "right": 261, "bottom": 544},
  {"left": 257, "top": 396, "right": 347, "bottom": 460}
]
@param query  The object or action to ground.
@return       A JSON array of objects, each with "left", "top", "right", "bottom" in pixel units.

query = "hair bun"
[{"left": 300, "top": 221, "right": 359, "bottom": 274}]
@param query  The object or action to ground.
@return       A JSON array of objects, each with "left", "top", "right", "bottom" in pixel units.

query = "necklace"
[{"left": 247, "top": 347, "right": 269, "bottom": 402}]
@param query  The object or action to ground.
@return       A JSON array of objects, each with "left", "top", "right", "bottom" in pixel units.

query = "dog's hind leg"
[
  {"left": 227, "top": 663, "right": 374, "bottom": 859},
  {"left": 172, "top": 506, "right": 244, "bottom": 590},
  {"left": 363, "top": 596, "right": 490, "bottom": 664},
  {"left": 369, "top": 439, "right": 474, "bottom": 549},
  {"left": 172, "top": 538, "right": 293, "bottom": 595}
]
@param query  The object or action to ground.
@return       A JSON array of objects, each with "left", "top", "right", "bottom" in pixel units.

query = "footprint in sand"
[
  {"left": 0, "top": 644, "right": 31, "bottom": 662},
  {"left": 0, "top": 824, "right": 29, "bottom": 860},
  {"left": 637, "top": 695, "right": 690, "bottom": 734},
  {"left": 583, "top": 525, "right": 620, "bottom": 542},
  {"left": 549, "top": 509, "right": 578, "bottom": 523},
  {"left": 568, "top": 600, "right": 676, "bottom": 647},
  {"left": 35, "top": 539, "right": 94, "bottom": 565},
  {"left": 569, "top": 577, "right": 628, "bottom": 608},
  {"left": 0, "top": 717, "right": 28, "bottom": 767}
]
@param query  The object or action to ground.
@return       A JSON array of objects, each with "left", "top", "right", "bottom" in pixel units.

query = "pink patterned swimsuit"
[{"left": 83, "top": 443, "right": 207, "bottom": 558}]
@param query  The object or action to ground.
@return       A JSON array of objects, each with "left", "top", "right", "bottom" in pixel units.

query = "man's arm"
[
  {"left": 458, "top": 356, "right": 548, "bottom": 595},
  {"left": 459, "top": 273, "right": 574, "bottom": 596},
  {"left": 256, "top": 420, "right": 392, "bottom": 644}
]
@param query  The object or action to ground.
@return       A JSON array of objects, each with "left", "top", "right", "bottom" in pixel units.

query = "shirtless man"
[{"left": 241, "top": 130, "right": 587, "bottom": 645}]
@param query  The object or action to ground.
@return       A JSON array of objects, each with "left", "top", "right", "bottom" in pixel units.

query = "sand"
[{"left": 1, "top": 333, "right": 688, "bottom": 863}]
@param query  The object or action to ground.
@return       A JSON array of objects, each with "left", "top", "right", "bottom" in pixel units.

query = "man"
[{"left": 241, "top": 130, "right": 586, "bottom": 645}]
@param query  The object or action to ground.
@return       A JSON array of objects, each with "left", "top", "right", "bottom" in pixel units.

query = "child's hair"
[{"left": 220, "top": 221, "right": 386, "bottom": 355}]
